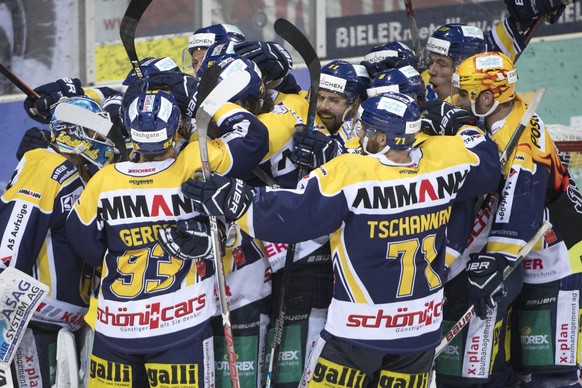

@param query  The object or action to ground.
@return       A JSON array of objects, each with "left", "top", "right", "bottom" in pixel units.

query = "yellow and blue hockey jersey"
[
  {"left": 0, "top": 148, "right": 89, "bottom": 331},
  {"left": 237, "top": 128, "right": 500, "bottom": 353},
  {"left": 66, "top": 104, "right": 269, "bottom": 353}
]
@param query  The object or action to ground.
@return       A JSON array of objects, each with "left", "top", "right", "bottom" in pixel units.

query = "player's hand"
[
  {"left": 182, "top": 173, "right": 254, "bottom": 222},
  {"left": 505, "top": 0, "right": 567, "bottom": 29},
  {"left": 158, "top": 218, "right": 221, "bottom": 260},
  {"left": 147, "top": 71, "right": 199, "bottom": 118},
  {"left": 24, "top": 78, "right": 84, "bottom": 124},
  {"left": 466, "top": 253, "right": 508, "bottom": 319},
  {"left": 290, "top": 127, "right": 340, "bottom": 169},
  {"left": 16, "top": 127, "right": 54, "bottom": 161},
  {"left": 235, "top": 40, "right": 293, "bottom": 87},
  {"left": 420, "top": 100, "right": 476, "bottom": 136}
]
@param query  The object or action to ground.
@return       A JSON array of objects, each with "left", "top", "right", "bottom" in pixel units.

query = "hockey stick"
[
  {"left": 472, "top": 86, "right": 546, "bottom": 212},
  {"left": 119, "top": 0, "right": 153, "bottom": 79},
  {"left": 264, "top": 19, "right": 322, "bottom": 388},
  {"left": 404, "top": 0, "right": 423, "bottom": 61},
  {"left": 515, "top": 16, "right": 544, "bottom": 63},
  {"left": 434, "top": 220, "right": 552, "bottom": 358},
  {"left": 500, "top": 86, "right": 547, "bottom": 166},
  {"left": 196, "top": 66, "right": 251, "bottom": 388},
  {"left": 274, "top": 18, "right": 320, "bottom": 133},
  {"left": 0, "top": 64, "right": 40, "bottom": 99}
]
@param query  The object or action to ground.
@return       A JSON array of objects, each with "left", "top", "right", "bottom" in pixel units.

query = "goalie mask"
[
  {"left": 50, "top": 96, "right": 117, "bottom": 168},
  {"left": 426, "top": 24, "right": 486, "bottom": 69},
  {"left": 453, "top": 51, "right": 518, "bottom": 118},
  {"left": 124, "top": 90, "right": 181, "bottom": 155},
  {"left": 358, "top": 92, "right": 421, "bottom": 155},
  {"left": 367, "top": 65, "right": 426, "bottom": 105}
]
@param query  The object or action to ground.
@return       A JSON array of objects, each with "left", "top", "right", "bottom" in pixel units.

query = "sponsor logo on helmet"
[
  {"left": 131, "top": 128, "right": 169, "bottom": 143},
  {"left": 188, "top": 33, "right": 216, "bottom": 49},
  {"left": 319, "top": 74, "right": 346, "bottom": 93},
  {"left": 377, "top": 96, "right": 407, "bottom": 117},
  {"left": 364, "top": 49, "right": 398, "bottom": 63},
  {"left": 475, "top": 55, "right": 503, "bottom": 70},
  {"left": 460, "top": 25, "right": 484, "bottom": 39},
  {"left": 426, "top": 37, "right": 450, "bottom": 56}
]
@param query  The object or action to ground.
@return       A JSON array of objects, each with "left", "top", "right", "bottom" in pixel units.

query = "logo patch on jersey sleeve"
[{"left": 51, "top": 162, "right": 76, "bottom": 184}]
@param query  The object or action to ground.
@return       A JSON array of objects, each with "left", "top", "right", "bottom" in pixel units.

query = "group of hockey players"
[{"left": 0, "top": 0, "right": 581, "bottom": 386}]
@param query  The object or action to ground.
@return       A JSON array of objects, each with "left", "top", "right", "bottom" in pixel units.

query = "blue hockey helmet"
[
  {"left": 320, "top": 60, "right": 371, "bottom": 104},
  {"left": 124, "top": 90, "right": 181, "bottom": 155},
  {"left": 361, "top": 41, "right": 419, "bottom": 77},
  {"left": 198, "top": 48, "right": 265, "bottom": 104},
  {"left": 187, "top": 23, "right": 246, "bottom": 54},
  {"left": 426, "top": 24, "right": 486, "bottom": 68},
  {"left": 50, "top": 96, "right": 117, "bottom": 168},
  {"left": 367, "top": 65, "right": 426, "bottom": 104},
  {"left": 121, "top": 57, "right": 180, "bottom": 92},
  {"left": 359, "top": 91, "right": 421, "bottom": 152}
]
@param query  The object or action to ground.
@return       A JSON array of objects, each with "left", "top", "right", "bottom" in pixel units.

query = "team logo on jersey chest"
[
  {"left": 352, "top": 170, "right": 468, "bottom": 209},
  {"left": 100, "top": 193, "right": 193, "bottom": 220}
]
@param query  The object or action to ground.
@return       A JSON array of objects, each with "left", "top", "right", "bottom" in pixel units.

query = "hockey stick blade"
[
  {"left": 434, "top": 220, "right": 552, "bottom": 358},
  {"left": 119, "top": 0, "right": 153, "bottom": 79},
  {"left": 53, "top": 103, "right": 113, "bottom": 138},
  {"left": 274, "top": 18, "right": 321, "bottom": 132},
  {"left": 0, "top": 64, "right": 39, "bottom": 100}
]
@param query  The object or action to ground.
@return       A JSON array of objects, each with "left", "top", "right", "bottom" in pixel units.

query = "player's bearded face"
[{"left": 317, "top": 90, "right": 348, "bottom": 133}]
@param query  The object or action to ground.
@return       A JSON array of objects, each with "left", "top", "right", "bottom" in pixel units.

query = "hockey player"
[
  {"left": 66, "top": 87, "right": 269, "bottom": 386},
  {"left": 360, "top": 41, "right": 420, "bottom": 78},
  {"left": 178, "top": 91, "right": 501, "bottom": 386},
  {"left": 0, "top": 96, "right": 117, "bottom": 387},
  {"left": 424, "top": 23, "right": 486, "bottom": 101},
  {"left": 453, "top": 51, "right": 582, "bottom": 387},
  {"left": 183, "top": 23, "right": 246, "bottom": 77},
  {"left": 366, "top": 65, "right": 426, "bottom": 105}
]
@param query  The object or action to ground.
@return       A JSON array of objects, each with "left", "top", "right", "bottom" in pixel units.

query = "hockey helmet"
[
  {"left": 124, "top": 90, "right": 181, "bottom": 155},
  {"left": 361, "top": 41, "right": 419, "bottom": 77},
  {"left": 367, "top": 65, "right": 426, "bottom": 104},
  {"left": 359, "top": 91, "right": 421, "bottom": 153},
  {"left": 426, "top": 24, "right": 486, "bottom": 68},
  {"left": 198, "top": 48, "right": 266, "bottom": 104},
  {"left": 121, "top": 57, "right": 180, "bottom": 92},
  {"left": 320, "top": 60, "right": 371, "bottom": 104}
]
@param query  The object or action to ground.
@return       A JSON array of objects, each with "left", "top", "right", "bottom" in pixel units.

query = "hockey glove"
[
  {"left": 182, "top": 173, "right": 254, "bottom": 222},
  {"left": 158, "top": 218, "right": 223, "bottom": 260},
  {"left": 505, "top": 0, "right": 567, "bottom": 29},
  {"left": 235, "top": 40, "right": 293, "bottom": 87},
  {"left": 102, "top": 95, "right": 130, "bottom": 162},
  {"left": 16, "top": 127, "right": 54, "bottom": 161},
  {"left": 466, "top": 253, "right": 508, "bottom": 319},
  {"left": 290, "top": 127, "right": 340, "bottom": 169},
  {"left": 147, "top": 71, "right": 199, "bottom": 118},
  {"left": 420, "top": 100, "right": 477, "bottom": 136},
  {"left": 24, "top": 78, "right": 84, "bottom": 124}
]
